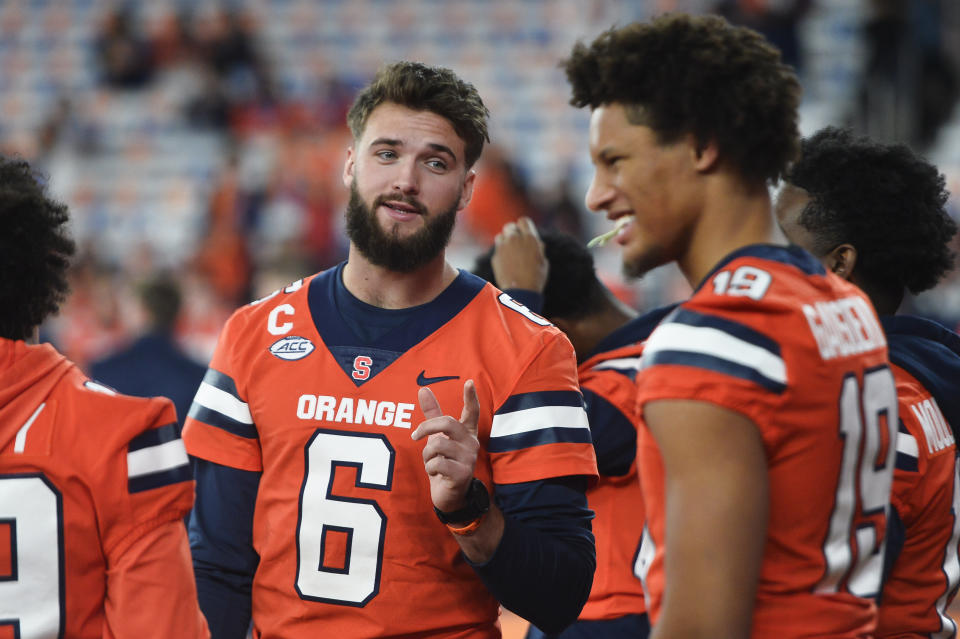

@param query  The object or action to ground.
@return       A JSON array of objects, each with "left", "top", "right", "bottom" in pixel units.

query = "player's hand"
[
  {"left": 492, "top": 216, "right": 548, "bottom": 292},
  {"left": 411, "top": 380, "right": 481, "bottom": 513}
]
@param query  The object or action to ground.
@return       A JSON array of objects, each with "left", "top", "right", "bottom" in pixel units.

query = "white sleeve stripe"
[
  {"left": 13, "top": 403, "right": 45, "bottom": 454},
  {"left": 128, "top": 439, "right": 189, "bottom": 478},
  {"left": 643, "top": 323, "right": 787, "bottom": 384},
  {"left": 490, "top": 405, "right": 590, "bottom": 438},
  {"left": 896, "top": 431, "right": 919, "bottom": 458},
  {"left": 592, "top": 357, "right": 642, "bottom": 371},
  {"left": 194, "top": 382, "right": 253, "bottom": 424}
]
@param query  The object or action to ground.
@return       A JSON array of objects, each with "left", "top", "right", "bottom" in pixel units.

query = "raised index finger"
[{"left": 460, "top": 379, "right": 480, "bottom": 438}]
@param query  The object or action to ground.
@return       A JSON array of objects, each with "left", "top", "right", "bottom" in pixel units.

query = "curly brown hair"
[
  {"left": 347, "top": 61, "right": 490, "bottom": 169},
  {"left": 564, "top": 13, "right": 801, "bottom": 185},
  {"left": 0, "top": 157, "right": 75, "bottom": 340}
]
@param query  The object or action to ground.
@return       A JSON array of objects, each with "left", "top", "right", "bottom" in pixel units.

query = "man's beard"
[
  {"left": 346, "top": 181, "right": 459, "bottom": 273},
  {"left": 622, "top": 248, "right": 667, "bottom": 280}
]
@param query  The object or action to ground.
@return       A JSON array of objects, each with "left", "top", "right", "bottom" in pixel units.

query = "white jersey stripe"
[
  {"left": 128, "top": 439, "right": 189, "bottom": 478},
  {"left": 643, "top": 322, "right": 787, "bottom": 384},
  {"left": 895, "top": 431, "right": 919, "bottom": 459},
  {"left": 13, "top": 403, "right": 45, "bottom": 454},
  {"left": 592, "top": 357, "right": 643, "bottom": 372},
  {"left": 490, "top": 405, "right": 589, "bottom": 438},
  {"left": 194, "top": 382, "right": 254, "bottom": 424}
]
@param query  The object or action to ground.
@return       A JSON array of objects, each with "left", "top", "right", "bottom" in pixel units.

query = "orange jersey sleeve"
[
  {"left": 577, "top": 339, "right": 647, "bottom": 621},
  {"left": 104, "top": 520, "right": 209, "bottom": 639},
  {"left": 0, "top": 340, "right": 207, "bottom": 639},
  {"left": 182, "top": 306, "right": 262, "bottom": 472},
  {"left": 635, "top": 247, "right": 895, "bottom": 639},
  {"left": 876, "top": 364, "right": 960, "bottom": 638}
]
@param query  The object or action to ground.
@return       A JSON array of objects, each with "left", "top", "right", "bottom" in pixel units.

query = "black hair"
[
  {"left": 0, "top": 157, "right": 75, "bottom": 340},
  {"left": 787, "top": 126, "right": 956, "bottom": 296},
  {"left": 563, "top": 13, "right": 801, "bottom": 184},
  {"left": 139, "top": 274, "right": 182, "bottom": 333},
  {"left": 473, "top": 230, "right": 608, "bottom": 320}
]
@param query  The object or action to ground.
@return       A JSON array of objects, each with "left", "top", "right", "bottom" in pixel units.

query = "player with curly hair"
[
  {"left": 777, "top": 126, "right": 960, "bottom": 638},
  {"left": 0, "top": 156, "right": 209, "bottom": 637},
  {"left": 565, "top": 14, "right": 897, "bottom": 638}
]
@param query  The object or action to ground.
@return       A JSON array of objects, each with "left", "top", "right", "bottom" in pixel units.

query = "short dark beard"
[
  {"left": 622, "top": 248, "right": 667, "bottom": 280},
  {"left": 345, "top": 181, "right": 459, "bottom": 272}
]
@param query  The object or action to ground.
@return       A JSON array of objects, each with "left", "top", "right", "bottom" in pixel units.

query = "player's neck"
[
  {"left": 342, "top": 246, "right": 459, "bottom": 309},
  {"left": 678, "top": 175, "right": 785, "bottom": 288}
]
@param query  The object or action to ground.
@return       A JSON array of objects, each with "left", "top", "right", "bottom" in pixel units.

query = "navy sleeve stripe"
[
  {"left": 188, "top": 404, "right": 259, "bottom": 439},
  {"left": 496, "top": 390, "right": 585, "bottom": 415},
  {"left": 582, "top": 388, "right": 637, "bottom": 477},
  {"left": 129, "top": 464, "right": 193, "bottom": 493},
  {"left": 487, "top": 426, "right": 592, "bottom": 453},
  {"left": 129, "top": 422, "right": 181, "bottom": 452},
  {"left": 644, "top": 350, "right": 787, "bottom": 394},
  {"left": 894, "top": 451, "right": 919, "bottom": 472},
  {"left": 202, "top": 368, "right": 241, "bottom": 396},
  {"left": 898, "top": 418, "right": 910, "bottom": 435}
]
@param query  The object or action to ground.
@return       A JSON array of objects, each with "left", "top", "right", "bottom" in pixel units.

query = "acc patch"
[{"left": 269, "top": 335, "right": 315, "bottom": 361}]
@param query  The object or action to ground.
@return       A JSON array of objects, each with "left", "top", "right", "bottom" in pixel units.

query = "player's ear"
[
  {"left": 342, "top": 147, "right": 356, "bottom": 188},
  {"left": 826, "top": 244, "right": 857, "bottom": 281},
  {"left": 457, "top": 169, "right": 477, "bottom": 211},
  {"left": 691, "top": 135, "right": 719, "bottom": 173}
]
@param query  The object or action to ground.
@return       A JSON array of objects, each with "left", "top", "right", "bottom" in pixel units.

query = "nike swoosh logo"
[{"left": 417, "top": 370, "right": 460, "bottom": 386}]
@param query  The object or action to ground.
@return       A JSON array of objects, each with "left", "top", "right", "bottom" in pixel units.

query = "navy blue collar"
[
  {"left": 587, "top": 303, "right": 677, "bottom": 359},
  {"left": 882, "top": 314, "right": 960, "bottom": 439},
  {"left": 307, "top": 263, "right": 487, "bottom": 385},
  {"left": 694, "top": 244, "right": 825, "bottom": 293}
]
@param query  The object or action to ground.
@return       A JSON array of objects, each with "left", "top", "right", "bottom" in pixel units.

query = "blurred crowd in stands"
[{"left": 1, "top": 0, "right": 960, "bottom": 384}]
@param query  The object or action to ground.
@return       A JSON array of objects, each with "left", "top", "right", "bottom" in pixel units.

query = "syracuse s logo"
[
  {"left": 269, "top": 336, "right": 315, "bottom": 361},
  {"left": 352, "top": 356, "right": 372, "bottom": 380}
]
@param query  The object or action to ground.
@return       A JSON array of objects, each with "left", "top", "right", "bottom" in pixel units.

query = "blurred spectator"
[
  {"left": 465, "top": 145, "right": 538, "bottom": 244},
  {"left": 713, "top": 0, "right": 812, "bottom": 73},
  {"left": 183, "top": 65, "right": 232, "bottom": 130},
  {"left": 36, "top": 97, "right": 102, "bottom": 159},
  {"left": 150, "top": 7, "right": 198, "bottom": 70},
  {"left": 95, "top": 6, "right": 154, "bottom": 89},
  {"left": 46, "top": 253, "right": 126, "bottom": 371},
  {"left": 195, "top": 7, "right": 272, "bottom": 107},
  {"left": 855, "top": 0, "right": 959, "bottom": 148},
  {"left": 89, "top": 274, "right": 206, "bottom": 424}
]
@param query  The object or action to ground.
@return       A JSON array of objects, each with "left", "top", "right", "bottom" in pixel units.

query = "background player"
[
  {"left": 475, "top": 219, "right": 674, "bottom": 639},
  {"left": 0, "top": 156, "right": 209, "bottom": 638},
  {"left": 184, "top": 61, "right": 598, "bottom": 638},
  {"left": 776, "top": 126, "right": 960, "bottom": 638},
  {"left": 565, "top": 14, "right": 897, "bottom": 638}
]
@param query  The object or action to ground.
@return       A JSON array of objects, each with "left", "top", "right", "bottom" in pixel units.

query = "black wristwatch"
[{"left": 434, "top": 478, "right": 490, "bottom": 524}]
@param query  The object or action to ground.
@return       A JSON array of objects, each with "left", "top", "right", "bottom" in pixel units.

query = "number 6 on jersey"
[{"left": 296, "top": 430, "right": 395, "bottom": 606}]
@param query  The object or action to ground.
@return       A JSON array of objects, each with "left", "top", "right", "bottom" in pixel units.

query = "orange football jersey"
[
  {"left": 183, "top": 267, "right": 598, "bottom": 638},
  {"left": 635, "top": 246, "right": 896, "bottom": 638},
  {"left": 578, "top": 339, "right": 647, "bottom": 621},
  {"left": 876, "top": 322, "right": 960, "bottom": 638},
  {"left": 0, "top": 339, "right": 207, "bottom": 639}
]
